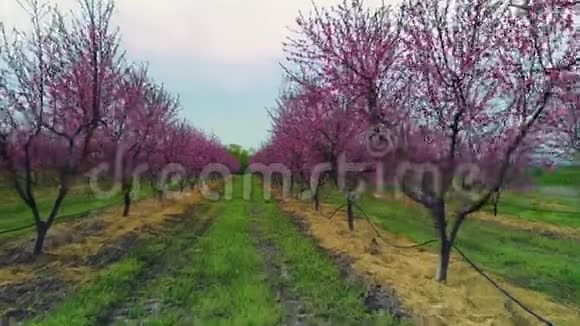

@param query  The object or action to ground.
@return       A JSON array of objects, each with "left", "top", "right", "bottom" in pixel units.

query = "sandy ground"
[
  {"left": 278, "top": 198, "right": 580, "bottom": 326},
  {"left": 0, "top": 190, "right": 202, "bottom": 288}
]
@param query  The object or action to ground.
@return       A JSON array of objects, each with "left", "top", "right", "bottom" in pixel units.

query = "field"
[
  {"left": 0, "top": 178, "right": 406, "bottom": 325},
  {"left": 0, "top": 167, "right": 578, "bottom": 325},
  {"left": 1, "top": 0, "right": 578, "bottom": 324},
  {"left": 0, "top": 183, "right": 155, "bottom": 239}
]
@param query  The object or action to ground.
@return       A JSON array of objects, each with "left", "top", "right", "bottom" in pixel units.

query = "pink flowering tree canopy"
[
  {"left": 0, "top": 0, "right": 240, "bottom": 255},
  {"left": 0, "top": 0, "right": 122, "bottom": 254},
  {"left": 256, "top": 0, "right": 577, "bottom": 282},
  {"left": 395, "top": 0, "right": 576, "bottom": 281}
]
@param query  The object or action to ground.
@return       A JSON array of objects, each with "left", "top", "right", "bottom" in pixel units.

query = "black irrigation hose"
[
  {"left": 326, "top": 204, "right": 345, "bottom": 220},
  {"left": 0, "top": 223, "right": 36, "bottom": 236},
  {"left": 490, "top": 203, "right": 580, "bottom": 216},
  {"left": 0, "top": 204, "right": 113, "bottom": 237},
  {"left": 337, "top": 202, "right": 554, "bottom": 326},
  {"left": 452, "top": 244, "right": 554, "bottom": 326},
  {"left": 354, "top": 203, "right": 438, "bottom": 249}
]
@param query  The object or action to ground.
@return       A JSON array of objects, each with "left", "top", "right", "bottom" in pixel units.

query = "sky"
[{"left": 0, "top": 0, "right": 395, "bottom": 149}]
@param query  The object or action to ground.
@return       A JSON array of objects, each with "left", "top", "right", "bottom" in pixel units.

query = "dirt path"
[
  {"left": 278, "top": 198, "right": 580, "bottom": 326},
  {"left": 0, "top": 191, "right": 204, "bottom": 321},
  {"left": 248, "top": 206, "right": 309, "bottom": 326}
]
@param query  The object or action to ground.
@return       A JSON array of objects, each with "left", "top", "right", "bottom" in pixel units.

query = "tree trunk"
[
  {"left": 314, "top": 191, "right": 320, "bottom": 211},
  {"left": 123, "top": 191, "right": 132, "bottom": 217},
  {"left": 33, "top": 222, "right": 49, "bottom": 255},
  {"left": 493, "top": 190, "right": 501, "bottom": 216},
  {"left": 122, "top": 180, "right": 133, "bottom": 217},
  {"left": 432, "top": 203, "right": 451, "bottom": 282},
  {"left": 150, "top": 178, "right": 163, "bottom": 202},
  {"left": 436, "top": 240, "right": 451, "bottom": 282},
  {"left": 32, "top": 181, "right": 68, "bottom": 255},
  {"left": 346, "top": 197, "right": 354, "bottom": 231}
]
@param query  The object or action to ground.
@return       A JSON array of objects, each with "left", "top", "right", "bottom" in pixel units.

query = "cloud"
[
  {"left": 114, "top": 0, "right": 397, "bottom": 64},
  {"left": 1, "top": 0, "right": 401, "bottom": 146},
  {"left": 2, "top": 0, "right": 399, "bottom": 64}
]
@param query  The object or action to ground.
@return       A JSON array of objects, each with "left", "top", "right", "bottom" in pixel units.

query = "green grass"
[
  {"left": 132, "top": 177, "right": 403, "bottom": 324},
  {"left": 531, "top": 166, "right": 580, "bottom": 187},
  {"left": 482, "top": 191, "right": 580, "bottom": 228},
  {"left": 31, "top": 203, "right": 212, "bottom": 326},
  {"left": 34, "top": 177, "right": 404, "bottom": 325},
  {"left": 497, "top": 165, "right": 580, "bottom": 228},
  {"left": 159, "top": 202, "right": 282, "bottom": 325},
  {"left": 32, "top": 258, "right": 145, "bottom": 326},
  {"left": 0, "top": 183, "right": 154, "bottom": 238},
  {"left": 252, "top": 183, "right": 402, "bottom": 325},
  {"left": 30, "top": 235, "right": 171, "bottom": 326},
  {"left": 106, "top": 179, "right": 283, "bottom": 325},
  {"left": 320, "top": 187, "right": 580, "bottom": 306}
]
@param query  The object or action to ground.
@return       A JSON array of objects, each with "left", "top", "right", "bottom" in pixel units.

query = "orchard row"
[
  {"left": 0, "top": 0, "right": 238, "bottom": 254},
  {"left": 252, "top": 0, "right": 578, "bottom": 283}
]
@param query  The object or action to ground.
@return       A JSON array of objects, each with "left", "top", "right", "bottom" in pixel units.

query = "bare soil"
[
  {"left": 249, "top": 207, "right": 310, "bottom": 326},
  {"left": 0, "top": 275, "right": 69, "bottom": 320}
]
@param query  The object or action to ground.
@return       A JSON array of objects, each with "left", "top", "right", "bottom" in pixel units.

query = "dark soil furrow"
[
  {"left": 248, "top": 207, "right": 310, "bottom": 326},
  {"left": 100, "top": 205, "right": 217, "bottom": 325},
  {"left": 280, "top": 209, "right": 408, "bottom": 322}
]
